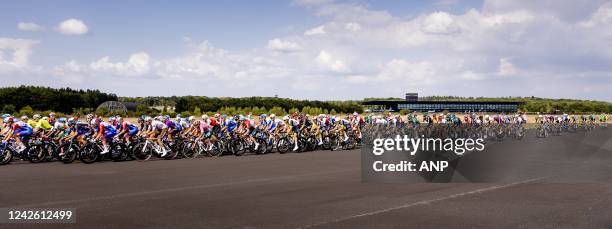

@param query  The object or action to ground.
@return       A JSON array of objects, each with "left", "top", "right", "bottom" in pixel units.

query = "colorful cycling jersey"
[
  {"left": 208, "top": 118, "right": 218, "bottom": 127},
  {"left": 54, "top": 122, "right": 67, "bottom": 131},
  {"left": 319, "top": 117, "right": 328, "bottom": 127},
  {"left": 200, "top": 121, "right": 211, "bottom": 133},
  {"left": 120, "top": 121, "right": 139, "bottom": 135},
  {"left": 179, "top": 119, "right": 190, "bottom": 129},
  {"left": 36, "top": 119, "right": 53, "bottom": 131},
  {"left": 243, "top": 119, "right": 250, "bottom": 128},
  {"left": 75, "top": 122, "right": 90, "bottom": 135},
  {"left": 27, "top": 120, "right": 38, "bottom": 128},
  {"left": 340, "top": 119, "right": 350, "bottom": 127},
  {"left": 151, "top": 120, "right": 167, "bottom": 130},
  {"left": 226, "top": 119, "right": 237, "bottom": 132},
  {"left": 98, "top": 122, "right": 116, "bottom": 134},
  {"left": 12, "top": 121, "right": 33, "bottom": 132},
  {"left": 267, "top": 119, "right": 279, "bottom": 131},
  {"left": 165, "top": 119, "right": 176, "bottom": 129},
  {"left": 288, "top": 118, "right": 299, "bottom": 127}
]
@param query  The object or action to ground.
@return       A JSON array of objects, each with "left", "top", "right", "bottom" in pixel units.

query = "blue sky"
[{"left": 1, "top": 0, "right": 611, "bottom": 101}]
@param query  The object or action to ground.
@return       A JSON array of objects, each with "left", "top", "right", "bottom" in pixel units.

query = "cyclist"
[
  {"left": 286, "top": 115, "right": 300, "bottom": 151},
  {"left": 115, "top": 116, "right": 139, "bottom": 145},
  {"left": 35, "top": 115, "right": 54, "bottom": 137},
  {"left": 3, "top": 116, "right": 33, "bottom": 152},
  {"left": 147, "top": 117, "right": 169, "bottom": 157},
  {"left": 94, "top": 119, "right": 117, "bottom": 155}
]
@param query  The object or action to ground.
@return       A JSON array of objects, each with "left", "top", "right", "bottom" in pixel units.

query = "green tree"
[
  {"left": 193, "top": 106, "right": 202, "bottom": 116},
  {"left": 136, "top": 104, "right": 149, "bottom": 116},
  {"left": 268, "top": 106, "right": 286, "bottom": 116},
  {"left": 2, "top": 104, "right": 16, "bottom": 114},
  {"left": 19, "top": 105, "right": 34, "bottom": 116},
  {"left": 96, "top": 107, "right": 109, "bottom": 116}
]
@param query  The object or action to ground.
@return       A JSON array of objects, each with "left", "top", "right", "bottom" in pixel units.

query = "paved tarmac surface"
[{"left": 1, "top": 128, "right": 612, "bottom": 229}]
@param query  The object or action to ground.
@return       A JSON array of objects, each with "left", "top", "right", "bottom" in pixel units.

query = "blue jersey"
[{"left": 226, "top": 120, "right": 237, "bottom": 132}]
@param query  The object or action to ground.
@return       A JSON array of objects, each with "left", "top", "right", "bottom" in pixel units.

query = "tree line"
[
  {"left": 172, "top": 96, "right": 363, "bottom": 114},
  {"left": 0, "top": 86, "right": 117, "bottom": 114},
  {"left": 1, "top": 86, "right": 609, "bottom": 116}
]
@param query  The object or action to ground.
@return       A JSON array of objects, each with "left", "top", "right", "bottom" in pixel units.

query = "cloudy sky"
[{"left": 1, "top": 0, "right": 612, "bottom": 101}]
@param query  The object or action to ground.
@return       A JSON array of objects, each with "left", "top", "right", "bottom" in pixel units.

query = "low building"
[{"left": 362, "top": 93, "right": 523, "bottom": 112}]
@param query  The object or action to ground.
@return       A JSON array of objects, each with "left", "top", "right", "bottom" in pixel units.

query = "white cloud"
[
  {"left": 315, "top": 50, "right": 349, "bottom": 73},
  {"left": 0, "top": 38, "right": 39, "bottom": 73},
  {"left": 57, "top": 19, "right": 88, "bottom": 35},
  {"left": 266, "top": 38, "right": 302, "bottom": 52},
  {"left": 345, "top": 22, "right": 361, "bottom": 32},
  {"left": 154, "top": 41, "right": 228, "bottom": 79},
  {"left": 377, "top": 59, "right": 432, "bottom": 82},
  {"left": 580, "top": 1, "right": 612, "bottom": 27},
  {"left": 498, "top": 58, "right": 516, "bottom": 76},
  {"left": 90, "top": 52, "right": 150, "bottom": 76},
  {"left": 55, "top": 52, "right": 150, "bottom": 79},
  {"left": 421, "top": 12, "right": 459, "bottom": 34},
  {"left": 17, "top": 22, "right": 43, "bottom": 32},
  {"left": 304, "top": 25, "right": 326, "bottom": 35},
  {"left": 17, "top": 1, "right": 612, "bottom": 100}
]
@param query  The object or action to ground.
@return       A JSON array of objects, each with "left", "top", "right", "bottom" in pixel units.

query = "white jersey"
[{"left": 151, "top": 120, "right": 167, "bottom": 130}]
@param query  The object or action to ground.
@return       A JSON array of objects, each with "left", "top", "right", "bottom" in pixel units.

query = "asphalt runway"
[{"left": 1, "top": 128, "right": 612, "bottom": 229}]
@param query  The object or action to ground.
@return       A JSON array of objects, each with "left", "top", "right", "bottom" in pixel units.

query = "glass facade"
[{"left": 397, "top": 103, "right": 518, "bottom": 112}]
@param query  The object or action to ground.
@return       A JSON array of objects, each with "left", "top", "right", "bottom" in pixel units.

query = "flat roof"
[{"left": 362, "top": 100, "right": 524, "bottom": 105}]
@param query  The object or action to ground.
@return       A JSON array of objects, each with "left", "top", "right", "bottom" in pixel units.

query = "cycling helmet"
[
  {"left": 58, "top": 117, "right": 67, "bottom": 123},
  {"left": 270, "top": 114, "right": 276, "bottom": 118},
  {"left": 239, "top": 115, "right": 244, "bottom": 121},
  {"left": 41, "top": 116, "right": 49, "bottom": 121},
  {"left": 33, "top": 114, "right": 41, "bottom": 119},
  {"left": 4, "top": 117, "right": 14, "bottom": 123},
  {"left": 188, "top": 116, "right": 195, "bottom": 122},
  {"left": 20, "top": 115, "right": 28, "bottom": 120},
  {"left": 201, "top": 114, "right": 209, "bottom": 120},
  {"left": 49, "top": 112, "right": 56, "bottom": 117},
  {"left": 109, "top": 117, "right": 116, "bottom": 122},
  {"left": 145, "top": 117, "right": 153, "bottom": 122},
  {"left": 1, "top": 114, "right": 10, "bottom": 118},
  {"left": 116, "top": 117, "right": 123, "bottom": 123},
  {"left": 282, "top": 116, "right": 289, "bottom": 121}
]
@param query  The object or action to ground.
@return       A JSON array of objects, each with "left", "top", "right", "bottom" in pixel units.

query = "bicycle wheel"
[
  {"left": 207, "top": 141, "right": 223, "bottom": 157},
  {"left": 182, "top": 142, "right": 198, "bottom": 159},
  {"left": 277, "top": 137, "right": 290, "bottom": 154},
  {"left": 59, "top": 144, "right": 78, "bottom": 164},
  {"left": 0, "top": 148, "right": 13, "bottom": 165},
  {"left": 132, "top": 142, "right": 152, "bottom": 161},
  {"left": 80, "top": 144, "right": 100, "bottom": 164},
  {"left": 255, "top": 138, "right": 267, "bottom": 155}
]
